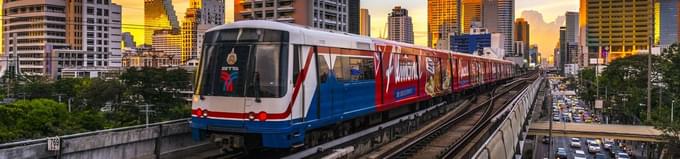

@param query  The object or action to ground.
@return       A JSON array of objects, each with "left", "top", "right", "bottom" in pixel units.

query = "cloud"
[{"left": 520, "top": 10, "right": 565, "bottom": 62}]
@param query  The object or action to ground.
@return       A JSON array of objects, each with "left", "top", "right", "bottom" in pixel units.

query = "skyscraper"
[
  {"left": 428, "top": 0, "right": 461, "bottom": 48},
  {"left": 586, "top": 0, "right": 654, "bottom": 63},
  {"left": 514, "top": 18, "right": 529, "bottom": 57},
  {"left": 461, "top": 0, "right": 482, "bottom": 33},
  {"left": 348, "top": 0, "right": 360, "bottom": 34},
  {"left": 565, "top": 12, "right": 579, "bottom": 43},
  {"left": 579, "top": 0, "right": 588, "bottom": 67},
  {"left": 360, "top": 8, "right": 371, "bottom": 36},
  {"left": 660, "top": 0, "right": 679, "bottom": 46},
  {"left": 3, "top": 0, "right": 123, "bottom": 78},
  {"left": 482, "top": 0, "right": 514, "bottom": 56},
  {"left": 144, "top": 0, "right": 180, "bottom": 45},
  {"left": 181, "top": 0, "right": 224, "bottom": 63},
  {"left": 235, "top": 0, "right": 354, "bottom": 32},
  {"left": 388, "top": 6, "right": 414, "bottom": 44}
]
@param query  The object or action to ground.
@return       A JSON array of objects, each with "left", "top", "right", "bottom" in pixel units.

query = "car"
[
  {"left": 570, "top": 138, "right": 581, "bottom": 147},
  {"left": 574, "top": 150, "right": 587, "bottom": 159},
  {"left": 588, "top": 142, "right": 601, "bottom": 153},
  {"left": 595, "top": 153, "right": 607, "bottom": 159},
  {"left": 615, "top": 152, "right": 631, "bottom": 159},
  {"left": 556, "top": 147, "right": 568, "bottom": 159},
  {"left": 604, "top": 141, "right": 614, "bottom": 150},
  {"left": 553, "top": 116, "right": 561, "bottom": 121},
  {"left": 542, "top": 136, "right": 550, "bottom": 144}
]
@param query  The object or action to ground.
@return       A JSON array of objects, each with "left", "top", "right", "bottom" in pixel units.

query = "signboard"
[
  {"left": 595, "top": 100, "right": 604, "bottom": 109},
  {"left": 47, "top": 136, "right": 60, "bottom": 151}
]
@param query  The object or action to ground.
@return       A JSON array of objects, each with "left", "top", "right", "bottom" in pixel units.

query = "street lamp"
[{"left": 672, "top": 100, "right": 676, "bottom": 123}]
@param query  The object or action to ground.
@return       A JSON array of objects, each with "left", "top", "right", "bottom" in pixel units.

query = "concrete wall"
[
  {"left": 473, "top": 76, "right": 544, "bottom": 159},
  {"left": 0, "top": 119, "right": 206, "bottom": 159}
]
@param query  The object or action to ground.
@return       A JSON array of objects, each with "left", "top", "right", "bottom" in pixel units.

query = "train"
[{"left": 190, "top": 20, "right": 516, "bottom": 150}]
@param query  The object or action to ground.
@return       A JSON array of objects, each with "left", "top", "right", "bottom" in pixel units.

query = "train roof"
[{"left": 208, "top": 20, "right": 512, "bottom": 64}]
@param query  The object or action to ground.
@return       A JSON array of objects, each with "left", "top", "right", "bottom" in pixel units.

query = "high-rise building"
[
  {"left": 461, "top": 0, "right": 482, "bottom": 33},
  {"left": 428, "top": 0, "right": 461, "bottom": 48},
  {"left": 388, "top": 6, "right": 414, "bottom": 44},
  {"left": 660, "top": 0, "right": 679, "bottom": 46},
  {"left": 579, "top": 0, "right": 588, "bottom": 67},
  {"left": 181, "top": 0, "right": 224, "bottom": 63},
  {"left": 3, "top": 0, "right": 123, "bottom": 78},
  {"left": 360, "top": 8, "right": 371, "bottom": 36},
  {"left": 514, "top": 18, "right": 529, "bottom": 57},
  {"left": 586, "top": 0, "right": 654, "bottom": 63},
  {"left": 559, "top": 26, "right": 578, "bottom": 74},
  {"left": 529, "top": 44, "right": 538, "bottom": 67},
  {"left": 235, "top": 0, "right": 353, "bottom": 32},
  {"left": 122, "top": 32, "right": 137, "bottom": 49},
  {"left": 482, "top": 0, "right": 514, "bottom": 56},
  {"left": 348, "top": 0, "right": 360, "bottom": 34},
  {"left": 565, "top": 12, "right": 579, "bottom": 43},
  {"left": 144, "top": 0, "right": 180, "bottom": 45},
  {"left": 153, "top": 29, "right": 182, "bottom": 59}
]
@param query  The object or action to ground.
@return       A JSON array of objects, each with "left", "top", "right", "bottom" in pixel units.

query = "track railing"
[
  {"left": 0, "top": 118, "right": 208, "bottom": 159},
  {"left": 470, "top": 75, "right": 544, "bottom": 159}
]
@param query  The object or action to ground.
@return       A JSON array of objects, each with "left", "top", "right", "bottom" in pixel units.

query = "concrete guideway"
[{"left": 528, "top": 121, "right": 665, "bottom": 142}]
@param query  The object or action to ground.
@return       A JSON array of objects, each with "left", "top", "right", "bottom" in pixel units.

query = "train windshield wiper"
[{"left": 252, "top": 72, "right": 262, "bottom": 103}]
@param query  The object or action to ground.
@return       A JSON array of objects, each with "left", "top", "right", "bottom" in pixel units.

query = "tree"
[
  {"left": 599, "top": 54, "right": 667, "bottom": 123},
  {"left": 119, "top": 68, "right": 191, "bottom": 122},
  {"left": 0, "top": 99, "right": 108, "bottom": 143}
]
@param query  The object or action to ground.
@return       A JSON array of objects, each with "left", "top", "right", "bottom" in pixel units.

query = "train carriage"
[{"left": 191, "top": 20, "right": 515, "bottom": 150}]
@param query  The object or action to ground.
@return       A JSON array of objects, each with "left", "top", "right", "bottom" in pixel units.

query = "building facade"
[
  {"left": 482, "top": 0, "right": 514, "bottom": 56},
  {"left": 144, "top": 0, "right": 180, "bottom": 45},
  {"left": 388, "top": 6, "right": 414, "bottom": 44},
  {"left": 235, "top": 0, "right": 353, "bottom": 32},
  {"left": 659, "top": 0, "right": 679, "bottom": 46},
  {"left": 3, "top": 0, "right": 122, "bottom": 78},
  {"left": 152, "top": 29, "right": 182, "bottom": 59},
  {"left": 586, "top": 0, "right": 654, "bottom": 64},
  {"left": 359, "top": 8, "right": 371, "bottom": 36},
  {"left": 181, "top": 0, "right": 224, "bottom": 64},
  {"left": 514, "top": 18, "right": 529, "bottom": 57},
  {"left": 123, "top": 51, "right": 181, "bottom": 68},
  {"left": 565, "top": 12, "right": 579, "bottom": 43},
  {"left": 428, "top": 0, "right": 461, "bottom": 48},
  {"left": 461, "top": 0, "right": 481, "bottom": 33},
  {"left": 348, "top": 0, "right": 360, "bottom": 34},
  {"left": 450, "top": 33, "right": 491, "bottom": 54}
]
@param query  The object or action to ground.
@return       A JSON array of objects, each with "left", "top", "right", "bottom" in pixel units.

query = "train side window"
[
  {"left": 293, "top": 45, "right": 300, "bottom": 85},
  {"left": 317, "top": 55, "right": 329, "bottom": 83},
  {"left": 334, "top": 56, "right": 374, "bottom": 81}
]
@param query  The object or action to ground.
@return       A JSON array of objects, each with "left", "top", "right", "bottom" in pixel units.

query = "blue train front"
[{"left": 190, "top": 20, "right": 380, "bottom": 149}]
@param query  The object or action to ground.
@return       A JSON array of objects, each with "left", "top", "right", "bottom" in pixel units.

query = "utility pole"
[{"left": 646, "top": 0, "right": 654, "bottom": 122}]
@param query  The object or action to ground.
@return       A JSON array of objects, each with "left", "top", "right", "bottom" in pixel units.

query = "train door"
[
  {"left": 315, "top": 47, "right": 337, "bottom": 119},
  {"left": 291, "top": 45, "right": 318, "bottom": 122}
]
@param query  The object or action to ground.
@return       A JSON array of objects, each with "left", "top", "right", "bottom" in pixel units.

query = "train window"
[
  {"left": 293, "top": 45, "right": 301, "bottom": 85},
  {"left": 317, "top": 55, "right": 329, "bottom": 83},
  {"left": 334, "top": 56, "right": 374, "bottom": 81}
]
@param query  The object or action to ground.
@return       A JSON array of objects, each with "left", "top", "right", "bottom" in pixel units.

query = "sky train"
[{"left": 190, "top": 20, "right": 515, "bottom": 150}]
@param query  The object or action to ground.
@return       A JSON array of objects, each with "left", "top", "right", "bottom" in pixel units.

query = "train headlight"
[
  {"left": 202, "top": 109, "right": 208, "bottom": 118},
  {"left": 257, "top": 111, "right": 268, "bottom": 122},
  {"left": 248, "top": 112, "right": 256, "bottom": 121}
]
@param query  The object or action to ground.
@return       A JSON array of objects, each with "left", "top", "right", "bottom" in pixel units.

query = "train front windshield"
[{"left": 196, "top": 28, "right": 289, "bottom": 98}]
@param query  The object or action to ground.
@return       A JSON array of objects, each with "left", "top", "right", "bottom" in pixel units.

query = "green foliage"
[
  {"left": 0, "top": 67, "right": 193, "bottom": 143},
  {"left": 0, "top": 99, "right": 107, "bottom": 143}
]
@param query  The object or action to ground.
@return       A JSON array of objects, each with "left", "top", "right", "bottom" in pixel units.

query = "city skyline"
[{"left": 0, "top": 0, "right": 578, "bottom": 59}]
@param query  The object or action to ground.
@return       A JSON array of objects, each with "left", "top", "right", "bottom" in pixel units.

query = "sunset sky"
[{"left": 1, "top": 0, "right": 580, "bottom": 60}]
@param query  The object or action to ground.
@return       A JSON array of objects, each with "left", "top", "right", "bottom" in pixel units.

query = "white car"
[
  {"left": 616, "top": 152, "right": 631, "bottom": 159},
  {"left": 574, "top": 150, "right": 587, "bottom": 159},
  {"left": 570, "top": 138, "right": 581, "bottom": 147},
  {"left": 588, "top": 142, "right": 601, "bottom": 153}
]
